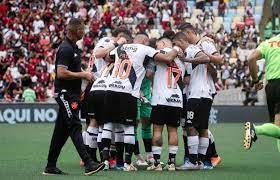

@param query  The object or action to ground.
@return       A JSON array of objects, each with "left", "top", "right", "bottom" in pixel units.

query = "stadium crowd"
[{"left": 0, "top": 0, "right": 263, "bottom": 102}]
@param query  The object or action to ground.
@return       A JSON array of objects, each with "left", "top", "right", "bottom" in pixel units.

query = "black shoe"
[
  {"left": 42, "top": 167, "right": 68, "bottom": 175},
  {"left": 244, "top": 122, "right": 258, "bottom": 150},
  {"left": 84, "top": 161, "right": 105, "bottom": 176}
]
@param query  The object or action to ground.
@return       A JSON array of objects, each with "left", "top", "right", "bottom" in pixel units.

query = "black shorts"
[
  {"left": 180, "top": 94, "right": 187, "bottom": 126},
  {"left": 151, "top": 105, "right": 181, "bottom": 127},
  {"left": 87, "top": 90, "right": 106, "bottom": 124},
  {"left": 265, "top": 79, "right": 280, "bottom": 122},
  {"left": 184, "top": 98, "right": 213, "bottom": 130},
  {"left": 80, "top": 82, "right": 94, "bottom": 121},
  {"left": 103, "top": 91, "right": 137, "bottom": 126}
]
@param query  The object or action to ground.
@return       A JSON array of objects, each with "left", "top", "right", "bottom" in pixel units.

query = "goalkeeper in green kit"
[
  {"left": 244, "top": 34, "right": 280, "bottom": 152},
  {"left": 134, "top": 76, "right": 155, "bottom": 166}
]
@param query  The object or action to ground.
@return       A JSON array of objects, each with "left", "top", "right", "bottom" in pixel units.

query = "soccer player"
[
  {"left": 43, "top": 18, "right": 105, "bottom": 176},
  {"left": 85, "top": 27, "right": 131, "bottom": 169},
  {"left": 147, "top": 36, "right": 186, "bottom": 171},
  {"left": 244, "top": 34, "right": 280, "bottom": 152},
  {"left": 172, "top": 32, "right": 215, "bottom": 170},
  {"left": 101, "top": 33, "right": 179, "bottom": 171},
  {"left": 178, "top": 23, "right": 223, "bottom": 167},
  {"left": 134, "top": 41, "right": 157, "bottom": 166}
]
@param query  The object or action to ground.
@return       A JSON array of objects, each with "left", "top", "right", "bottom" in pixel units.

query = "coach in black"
[{"left": 43, "top": 18, "right": 105, "bottom": 176}]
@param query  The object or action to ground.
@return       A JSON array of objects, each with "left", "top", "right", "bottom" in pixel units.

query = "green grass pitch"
[{"left": 0, "top": 123, "right": 279, "bottom": 180}]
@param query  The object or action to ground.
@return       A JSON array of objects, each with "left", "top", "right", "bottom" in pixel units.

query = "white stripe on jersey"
[
  {"left": 106, "top": 44, "right": 157, "bottom": 98},
  {"left": 151, "top": 48, "right": 185, "bottom": 108},
  {"left": 186, "top": 45, "right": 212, "bottom": 100}
]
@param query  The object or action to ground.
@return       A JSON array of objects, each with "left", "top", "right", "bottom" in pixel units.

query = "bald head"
[{"left": 133, "top": 33, "right": 150, "bottom": 45}]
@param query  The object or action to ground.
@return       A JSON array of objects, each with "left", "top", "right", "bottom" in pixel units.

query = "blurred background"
[{"left": 0, "top": 0, "right": 279, "bottom": 106}]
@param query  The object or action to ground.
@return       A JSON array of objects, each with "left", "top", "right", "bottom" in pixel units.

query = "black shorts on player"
[
  {"left": 265, "top": 79, "right": 280, "bottom": 122},
  {"left": 184, "top": 98, "right": 212, "bottom": 129},
  {"left": 103, "top": 90, "right": 138, "bottom": 125},
  {"left": 87, "top": 90, "right": 107, "bottom": 125},
  {"left": 150, "top": 105, "right": 181, "bottom": 127}
]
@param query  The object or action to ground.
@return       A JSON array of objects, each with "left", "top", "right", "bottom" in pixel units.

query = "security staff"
[{"left": 43, "top": 18, "right": 105, "bottom": 176}]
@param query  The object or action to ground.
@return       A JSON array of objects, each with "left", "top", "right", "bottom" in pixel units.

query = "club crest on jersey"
[
  {"left": 71, "top": 102, "right": 78, "bottom": 110},
  {"left": 166, "top": 94, "right": 181, "bottom": 103}
]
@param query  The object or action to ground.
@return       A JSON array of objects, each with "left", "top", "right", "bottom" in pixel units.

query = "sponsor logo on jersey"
[
  {"left": 113, "top": 81, "right": 122, "bottom": 84},
  {"left": 121, "top": 46, "right": 138, "bottom": 52},
  {"left": 166, "top": 94, "right": 181, "bottom": 103},
  {"left": 109, "top": 81, "right": 125, "bottom": 89},
  {"left": 97, "top": 80, "right": 105, "bottom": 84}
]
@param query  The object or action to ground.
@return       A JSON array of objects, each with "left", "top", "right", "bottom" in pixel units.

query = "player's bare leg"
[
  {"left": 141, "top": 117, "right": 154, "bottom": 164},
  {"left": 147, "top": 125, "right": 164, "bottom": 171},
  {"left": 177, "top": 127, "right": 200, "bottom": 170},
  {"left": 164, "top": 126, "right": 178, "bottom": 171}
]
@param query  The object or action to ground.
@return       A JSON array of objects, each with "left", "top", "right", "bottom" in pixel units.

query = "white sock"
[
  {"left": 198, "top": 137, "right": 209, "bottom": 155},
  {"left": 187, "top": 136, "right": 199, "bottom": 155},
  {"left": 168, "top": 145, "right": 178, "bottom": 154},
  {"left": 123, "top": 125, "right": 135, "bottom": 145},
  {"left": 82, "top": 131, "right": 87, "bottom": 145},
  {"left": 86, "top": 126, "right": 98, "bottom": 148}
]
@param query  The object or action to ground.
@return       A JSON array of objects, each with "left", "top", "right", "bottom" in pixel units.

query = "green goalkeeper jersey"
[{"left": 257, "top": 34, "right": 280, "bottom": 80}]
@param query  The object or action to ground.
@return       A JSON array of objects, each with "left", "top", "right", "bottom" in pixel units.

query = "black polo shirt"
[{"left": 54, "top": 37, "right": 82, "bottom": 95}]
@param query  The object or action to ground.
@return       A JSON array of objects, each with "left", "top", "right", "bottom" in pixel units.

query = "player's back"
[
  {"left": 107, "top": 43, "right": 157, "bottom": 98},
  {"left": 151, "top": 47, "right": 185, "bottom": 108},
  {"left": 186, "top": 45, "right": 212, "bottom": 100}
]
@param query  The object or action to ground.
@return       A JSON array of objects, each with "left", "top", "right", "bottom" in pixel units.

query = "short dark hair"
[
  {"left": 172, "top": 32, "right": 187, "bottom": 41},
  {"left": 157, "top": 36, "right": 171, "bottom": 43},
  {"left": 66, "top": 18, "right": 84, "bottom": 32},
  {"left": 149, "top": 38, "right": 157, "bottom": 48},
  {"left": 135, "top": 32, "right": 149, "bottom": 38},
  {"left": 163, "top": 30, "right": 175, "bottom": 39},
  {"left": 178, "top": 22, "right": 196, "bottom": 32},
  {"left": 112, "top": 27, "right": 131, "bottom": 37}
]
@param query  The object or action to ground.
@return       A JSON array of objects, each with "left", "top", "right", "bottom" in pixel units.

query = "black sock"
[
  {"left": 110, "top": 145, "right": 117, "bottom": 160},
  {"left": 189, "top": 154, "right": 198, "bottom": 164},
  {"left": 115, "top": 142, "right": 124, "bottom": 164},
  {"left": 101, "top": 138, "right": 111, "bottom": 161},
  {"left": 143, "top": 139, "right": 152, "bottom": 153},
  {"left": 206, "top": 139, "right": 212, "bottom": 161},
  {"left": 153, "top": 154, "right": 161, "bottom": 166},
  {"left": 210, "top": 142, "right": 218, "bottom": 157},
  {"left": 124, "top": 143, "right": 134, "bottom": 164},
  {"left": 183, "top": 135, "right": 189, "bottom": 159},
  {"left": 89, "top": 147, "right": 97, "bottom": 162},
  {"left": 168, "top": 153, "right": 176, "bottom": 165},
  {"left": 198, "top": 153, "right": 206, "bottom": 162},
  {"left": 98, "top": 142, "right": 103, "bottom": 161},
  {"left": 134, "top": 141, "right": 140, "bottom": 155}
]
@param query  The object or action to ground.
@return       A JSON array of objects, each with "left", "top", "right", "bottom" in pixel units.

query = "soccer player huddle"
[{"left": 81, "top": 23, "right": 223, "bottom": 172}]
